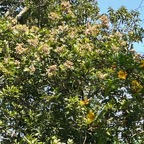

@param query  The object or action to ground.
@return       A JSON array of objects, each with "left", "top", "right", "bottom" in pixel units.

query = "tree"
[{"left": 0, "top": 0, "right": 144, "bottom": 143}]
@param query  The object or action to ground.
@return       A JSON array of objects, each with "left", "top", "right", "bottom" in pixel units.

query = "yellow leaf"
[
  {"left": 132, "top": 80, "right": 143, "bottom": 92},
  {"left": 118, "top": 70, "right": 127, "bottom": 79},
  {"left": 139, "top": 60, "right": 144, "bottom": 68},
  {"left": 86, "top": 110, "right": 95, "bottom": 124},
  {"left": 80, "top": 97, "right": 89, "bottom": 106}
]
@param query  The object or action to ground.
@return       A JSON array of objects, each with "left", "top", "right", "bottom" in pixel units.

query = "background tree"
[{"left": 0, "top": 0, "right": 144, "bottom": 143}]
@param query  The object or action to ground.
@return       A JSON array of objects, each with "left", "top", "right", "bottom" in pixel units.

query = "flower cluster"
[
  {"left": 111, "top": 44, "right": 119, "bottom": 52},
  {"left": 27, "top": 38, "right": 39, "bottom": 47},
  {"left": 99, "top": 15, "right": 109, "bottom": 28},
  {"left": 15, "top": 43, "right": 27, "bottom": 54},
  {"left": 85, "top": 22, "right": 100, "bottom": 36},
  {"left": 55, "top": 46, "right": 65, "bottom": 53},
  {"left": 41, "top": 44, "right": 51, "bottom": 54},
  {"left": 63, "top": 60, "right": 74, "bottom": 69},
  {"left": 12, "top": 24, "right": 29, "bottom": 32},
  {"left": 61, "top": 1, "right": 71, "bottom": 12},
  {"left": 46, "top": 65, "right": 58, "bottom": 77},
  {"left": 49, "top": 12, "right": 61, "bottom": 20}
]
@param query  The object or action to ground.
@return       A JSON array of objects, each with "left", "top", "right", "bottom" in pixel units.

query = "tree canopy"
[{"left": 0, "top": 0, "right": 144, "bottom": 143}]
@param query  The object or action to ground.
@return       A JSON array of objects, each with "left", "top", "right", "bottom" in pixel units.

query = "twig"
[
  {"left": 135, "top": 0, "right": 144, "bottom": 10},
  {"left": 83, "top": 131, "right": 87, "bottom": 144}
]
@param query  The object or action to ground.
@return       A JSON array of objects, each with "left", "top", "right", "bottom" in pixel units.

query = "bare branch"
[
  {"left": 15, "top": 6, "right": 29, "bottom": 20},
  {"left": 5, "top": 10, "right": 10, "bottom": 17},
  {"left": 83, "top": 131, "right": 87, "bottom": 144}
]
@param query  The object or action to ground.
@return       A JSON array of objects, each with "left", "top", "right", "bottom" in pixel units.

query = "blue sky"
[{"left": 97, "top": 0, "right": 144, "bottom": 54}]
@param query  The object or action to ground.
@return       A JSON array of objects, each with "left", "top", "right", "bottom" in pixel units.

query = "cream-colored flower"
[
  {"left": 63, "top": 60, "right": 74, "bottom": 69},
  {"left": 112, "top": 44, "right": 119, "bottom": 52},
  {"left": 55, "top": 46, "right": 64, "bottom": 53},
  {"left": 15, "top": 43, "right": 27, "bottom": 54},
  {"left": 46, "top": 65, "right": 58, "bottom": 77},
  {"left": 99, "top": 15, "right": 109, "bottom": 28},
  {"left": 41, "top": 44, "right": 51, "bottom": 54},
  {"left": 61, "top": 1, "right": 71, "bottom": 11},
  {"left": 49, "top": 12, "right": 61, "bottom": 20},
  {"left": 27, "top": 38, "right": 39, "bottom": 47},
  {"left": 85, "top": 23, "right": 100, "bottom": 36},
  {"left": 84, "top": 43, "right": 94, "bottom": 51},
  {"left": 14, "top": 24, "right": 29, "bottom": 32},
  {"left": 49, "top": 65, "right": 58, "bottom": 72}
]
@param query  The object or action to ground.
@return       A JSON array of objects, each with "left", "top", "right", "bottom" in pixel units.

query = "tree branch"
[{"left": 15, "top": 6, "right": 29, "bottom": 20}]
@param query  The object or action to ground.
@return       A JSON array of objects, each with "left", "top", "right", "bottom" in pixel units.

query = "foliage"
[{"left": 0, "top": 0, "right": 144, "bottom": 143}]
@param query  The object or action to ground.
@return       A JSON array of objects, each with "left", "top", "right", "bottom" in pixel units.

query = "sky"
[{"left": 97, "top": 0, "right": 144, "bottom": 54}]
